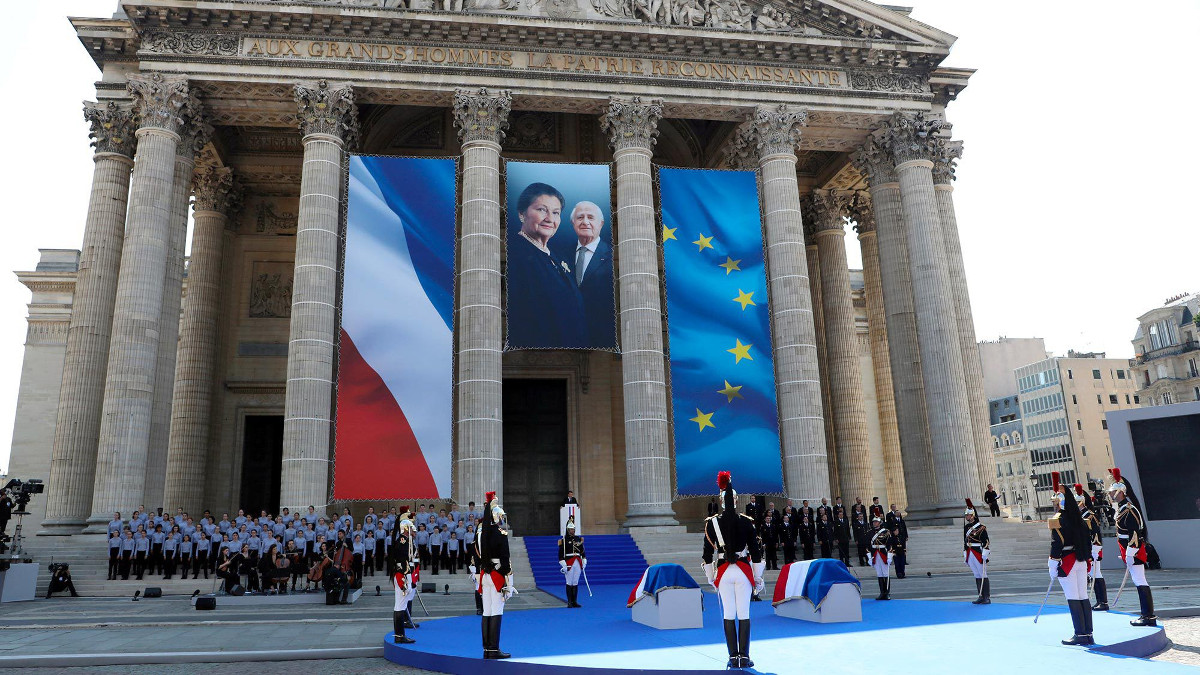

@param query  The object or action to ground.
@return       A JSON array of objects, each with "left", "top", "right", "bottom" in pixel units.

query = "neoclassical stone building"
[{"left": 8, "top": 0, "right": 995, "bottom": 536}]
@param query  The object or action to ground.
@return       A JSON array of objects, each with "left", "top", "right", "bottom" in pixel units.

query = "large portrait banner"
[
  {"left": 658, "top": 168, "right": 785, "bottom": 496},
  {"left": 334, "top": 155, "right": 457, "bottom": 500},
  {"left": 504, "top": 161, "right": 616, "bottom": 351}
]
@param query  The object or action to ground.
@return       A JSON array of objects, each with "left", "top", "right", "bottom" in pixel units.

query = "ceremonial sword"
[
  {"left": 1112, "top": 565, "right": 1131, "bottom": 607},
  {"left": 1033, "top": 577, "right": 1055, "bottom": 624}
]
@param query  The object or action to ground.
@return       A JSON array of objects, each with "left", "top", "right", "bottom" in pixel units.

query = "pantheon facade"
[{"left": 8, "top": 0, "right": 993, "bottom": 536}]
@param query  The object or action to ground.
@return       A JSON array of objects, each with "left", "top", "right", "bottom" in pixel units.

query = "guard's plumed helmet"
[
  {"left": 1073, "top": 483, "right": 1088, "bottom": 508},
  {"left": 566, "top": 515, "right": 576, "bottom": 532},
  {"left": 1051, "top": 471, "right": 1066, "bottom": 509},
  {"left": 485, "top": 491, "right": 505, "bottom": 524},
  {"left": 717, "top": 471, "right": 735, "bottom": 514},
  {"left": 964, "top": 498, "right": 978, "bottom": 518},
  {"left": 1107, "top": 468, "right": 1126, "bottom": 497}
]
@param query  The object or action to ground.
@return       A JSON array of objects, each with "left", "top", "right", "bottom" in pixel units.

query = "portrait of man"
[{"left": 554, "top": 200, "right": 616, "bottom": 349}]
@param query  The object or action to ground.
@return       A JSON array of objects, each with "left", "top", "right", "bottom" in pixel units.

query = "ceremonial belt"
[
  {"left": 968, "top": 543, "right": 983, "bottom": 548},
  {"left": 714, "top": 560, "right": 755, "bottom": 588},
  {"left": 565, "top": 553, "right": 582, "bottom": 568},
  {"left": 1060, "top": 552, "right": 1078, "bottom": 576}
]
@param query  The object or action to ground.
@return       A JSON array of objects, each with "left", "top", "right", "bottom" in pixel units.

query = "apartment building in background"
[{"left": 1131, "top": 293, "right": 1200, "bottom": 406}]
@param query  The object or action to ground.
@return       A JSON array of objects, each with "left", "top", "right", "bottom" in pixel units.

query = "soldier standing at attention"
[
  {"left": 389, "top": 514, "right": 416, "bottom": 645},
  {"left": 702, "top": 472, "right": 765, "bottom": 670},
  {"left": 1049, "top": 471, "right": 1094, "bottom": 645},
  {"left": 1075, "top": 483, "right": 1109, "bottom": 611},
  {"left": 868, "top": 515, "right": 895, "bottom": 600},
  {"left": 1109, "top": 468, "right": 1156, "bottom": 627},
  {"left": 477, "top": 491, "right": 514, "bottom": 660},
  {"left": 963, "top": 499, "right": 991, "bottom": 604},
  {"left": 558, "top": 517, "right": 587, "bottom": 608}
]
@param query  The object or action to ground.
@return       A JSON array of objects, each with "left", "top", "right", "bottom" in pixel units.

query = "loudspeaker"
[
  {"left": 422, "top": 582, "right": 436, "bottom": 594},
  {"left": 229, "top": 584, "right": 246, "bottom": 597},
  {"left": 143, "top": 587, "right": 163, "bottom": 598},
  {"left": 195, "top": 595, "right": 217, "bottom": 610}
]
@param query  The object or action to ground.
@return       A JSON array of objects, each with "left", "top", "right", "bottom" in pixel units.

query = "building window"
[
  {"left": 993, "top": 436, "right": 1000, "bottom": 449},
  {"left": 1117, "top": 370, "right": 1126, "bottom": 380},
  {"left": 1134, "top": 395, "right": 1140, "bottom": 404},
  {"left": 1067, "top": 369, "right": 1073, "bottom": 379},
  {"left": 1102, "top": 419, "right": 1108, "bottom": 430},
  {"left": 1096, "top": 394, "right": 1102, "bottom": 404},
  {"left": 1077, "top": 420, "right": 1082, "bottom": 430},
  {"left": 1189, "top": 358, "right": 1199, "bottom": 378},
  {"left": 1082, "top": 445, "right": 1087, "bottom": 456},
  {"left": 1013, "top": 431, "right": 1021, "bottom": 443},
  {"left": 1072, "top": 394, "right": 1077, "bottom": 405},
  {"left": 996, "top": 463, "right": 1002, "bottom": 478},
  {"left": 1092, "top": 369, "right": 1102, "bottom": 380},
  {"left": 1164, "top": 392, "right": 1173, "bottom": 404},
  {"left": 1125, "top": 394, "right": 1131, "bottom": 404},
  {"left": 1109, "top": 394, "right": 1118, "bottom": 404}
]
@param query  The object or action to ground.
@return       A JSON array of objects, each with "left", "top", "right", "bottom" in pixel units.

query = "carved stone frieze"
[
  {"left": 230, "top": 128, "right": 304, "bottom": 155},
  {"left": 142, "top": 31, "right": 239, "bottom": 56},
  {"left": 83, "top": 101, "right": 137, "bottom": 157},
  {"left": 249, "top": 261, "right": 294, "bottom": 318},
  {"left": 502, "top": 111, "right": 561, "bottom": 153},
  {"left": 849, "top": 69, "right": 926, "bottom": 94},
  {"left": 848, "top": 190, "right": 875, "bottom": 234},
  {"left": 177, "top": 94, "right": 213, "bottom": 159},
  {"left": 255, "top": 201, "right": 299, "bottom": 234},
  {"left": 932, "top": 139, "right": 963, "bottom": 185},
  {"left": 452, "top": 87, "right": 512, "bottom": 145},
  {"left": 752, "top": 104, "right": 807, "bottom": 158},
  {"left": 193, "top": 166, "right": 242, "bottom": 215},
  {"left": 601, "top": 96, "right": 663, "bottom": 153},
  {"left": 294, "top": 80, "right": 360, "bottom": 145},
  {"left": 879, "top": 111, "right": 945, "bottom": 166},
  {"left": 127, "top": 73, "right": 190, "bottom": 135},
  {"left": 850, "top": 133, "right": 895, "bottom": 186},
  {"left": 724, "top": 119, "right": 757, "bottom": 171}
]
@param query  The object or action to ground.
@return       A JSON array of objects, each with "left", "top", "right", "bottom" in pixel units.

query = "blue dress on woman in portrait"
[{"left": 507, "top": 233, "right": 587, "bottom": 349}]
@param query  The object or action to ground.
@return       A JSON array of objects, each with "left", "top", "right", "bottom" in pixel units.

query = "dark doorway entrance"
[
  {"left": 240, "top": 415, "right": 284, "bottom": 516},
  {"left": 502, "top": 379, "right": 569, "bottom": 536}
]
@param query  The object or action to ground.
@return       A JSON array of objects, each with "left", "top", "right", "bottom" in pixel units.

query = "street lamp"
[{"left": 1029, "top": 472, "right": 1041, "bottom": 518}]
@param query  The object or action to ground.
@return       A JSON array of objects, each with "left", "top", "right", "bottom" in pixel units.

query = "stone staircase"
[
  {"left": 16, "top": 533, "right": 540, "bottom": 597},
  {"left": 631, "top": 518, "right": 1052, "bottom": 588}
]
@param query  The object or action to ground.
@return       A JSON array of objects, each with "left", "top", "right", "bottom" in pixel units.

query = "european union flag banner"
[
  {"left": 335, "top": 156, "right": 456, "bottom": 500},
  {"left": 658, "top": 168, "right": 784, "bottom": 496}
]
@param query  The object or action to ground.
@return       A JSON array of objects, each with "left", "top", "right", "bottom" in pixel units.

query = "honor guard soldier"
[
  {"left": 477, "top": 491, "right": 515, "bottom": 660},
  {"left": 1049, "top": 471, "right": 1094, "bottom": 645},
  {"left": 963, "top": 499, "right": 991, "bottom": 604},
  {"left": 868, "top": 515, "right": 895, "bottom": 600},
  {"left": 1076, "top": 483, "right": 1109, "bottom": 611},
  {"left": 388, "top": 513, "right": 416, "bottom": 645},
  {"left": 558, "top": 517, "right": 587, "bottom": 608},
  {"left": 1109, "top": 468, "right": 1156, "bottom": 627},
  {"left": 393, "top": 506, "right": 420, "bottom": 629},
  {"left": 702, "top": 472, "right": 765, "bottom": 670}
]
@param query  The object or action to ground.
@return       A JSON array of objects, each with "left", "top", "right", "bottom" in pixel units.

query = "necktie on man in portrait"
[{"left": 575, "top": 246, "right": 588, "bottom": 285}]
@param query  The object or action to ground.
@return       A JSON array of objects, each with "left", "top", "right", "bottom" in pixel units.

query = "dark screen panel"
[{"left": 1129, "top": 413, "right": 1200, "bottom": 521}]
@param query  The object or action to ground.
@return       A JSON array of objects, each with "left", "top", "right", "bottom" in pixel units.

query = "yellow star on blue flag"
[
  {"left": 692, "top": 233, "right": 714, "bottom": 252},
  {"left": 732, "top": 289, "right": 755, "bottom": 310},
  {"left": 689, "top": 408, "right": 715, "bottom": 431},
  {"left": 727, "top": 338, "right": 753, "bottom": 364},
  {"left": 719, "top": 257, "right": 741, "bottom": 275}
]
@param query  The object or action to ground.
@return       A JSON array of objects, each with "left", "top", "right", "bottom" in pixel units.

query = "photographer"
[
  {"left": 45, "top": 563, "right": 78, "bottom": 598},
  {"left": 0, "top": 488, "right": 13, "bottom": 537}
]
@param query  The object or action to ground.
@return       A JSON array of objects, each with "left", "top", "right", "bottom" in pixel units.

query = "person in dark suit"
[
  {"left": 507, "top": 183, "right": 586, "bottom": 349},
  {"left": 816, "top": 513, "right": 834, "bottom": 559},
  {"left": 886, "top": 504, "right": 909, "bottom": 578},
  {"left": 563, "top": 490, "right": 579, "bottom": 506},
  {"left": 799, "top": 500, "right": 815, "bottom": 525},
  {"left": 781, "top": 515, "right": 797, "bottom": 564},
  {"left": 833, "top": 508, "right": 852, "bottom": 566},
  {"left": 555, "top": 201, "right": 616, "bottom": 350},
  {"left": 761, "top": 514, "right": 779, "bottom": 570},
  {"left": 798, "top": 515, "right": 815, "bottom": 560}
]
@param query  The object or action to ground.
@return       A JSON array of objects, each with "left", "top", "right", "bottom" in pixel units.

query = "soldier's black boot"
[
  {"left": 1131, "top": 585, "right": 1157, "bottom": 627},
  {"left": 1062, "top": 600, "right": 1088, "bottom": 645},
  {"left": 491, "top": 615, "right": 510, "bottom": 659},
  {"left": 393, "top": 611, "right": 415, "bottom": 644},
  {"left": 738, "top": 619, "right": 753, "bottom": 669},
  {"left": 979, "top": 578, "right": 991, "bottom": 604},
  {"left": 573, "top": 585, "right": 583, "bottom": 608},
  {"left": 481, "top": 614, "right": 490, "bottom": 658},
  {"left": 1080, "top": 601, "right": 1095, "bottom": 645},
  {"left": 1092, "top": 578, "right": 1109, "bottom": 611},
  {"left": 723, "top": 619, "right": 738, "bottom": 669},
  {"left": 475, "top": 591, "right": 484, "bottom": 615},
  {"left": 876, "top": 577, "right": 889, "bottom": 600}
]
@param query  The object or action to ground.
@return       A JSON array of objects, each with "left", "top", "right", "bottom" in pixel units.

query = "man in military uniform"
[
  {"left": 868, "top": 515, "right": 895, "bottom": 600},
  {"left": 1109, "top": 468, "right": 1156, "bottom": 627},
  {"left": 477, "top": 491, "right": 514, "bottom": 659},
  {"left": 702, "top": 471, "right": 765, "bottom": 670},
  {"left": 558, "top": 517, "right": 587, "bottom": 608},
  {"left": 1049, "top": 471, "right": 1094, "bottom": 645},
  {"left": 1076, "top": 483, "right": 1109, "bottom": 611},
  {"left": 388, "top": 514, "right": 417, "bottom": 645},
  {"left": 963, "top": 498, "right": 991, "bottom": 604}
]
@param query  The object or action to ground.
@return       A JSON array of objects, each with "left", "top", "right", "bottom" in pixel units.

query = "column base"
[
  {"left": 903, "top": 504, "right": 955, "bottom": 526},
  {"left": 622, "top": 511, "right": 680, "bottom": 529},
  {"left": 36, "top": 519, "right": 87, "bottom": 536},
  {"left": 81, "top": 516, "right": 112, "bottom": 535},
  {"left": 623, "top": 524, "right": 688, "bottom": 535}
]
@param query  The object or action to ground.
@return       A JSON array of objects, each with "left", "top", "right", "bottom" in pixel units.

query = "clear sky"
[{"left": 1, "top": 1, "right": 1197, "bottom": 472}]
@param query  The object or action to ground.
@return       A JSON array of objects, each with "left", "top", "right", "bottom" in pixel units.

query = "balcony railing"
[{"left": 1135, "top": 339, "right": 1199, "bottom": 365}]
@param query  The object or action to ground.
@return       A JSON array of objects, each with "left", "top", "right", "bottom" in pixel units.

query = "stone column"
[
  {"left": 933, "top": 140, "right": 993, "bottom": 494},
  {"left": 850, "top": 192, "right": 906, "bottom": 508},
  {"left": 85, "top": 74, "right": 190, "bottom": 532},
  {"left": 750, "top": 105, "right": 829, "bottom": 502},
  {"left": 451, "top": 88, "right": 510, "bottom": 507},
  {"left": 39, "top": 102, "right": 136, "bottom": 535},
  {"left": 882, "top": 112, "right": 977, "bottom": 517},
  {"left": 852, "top": 136, "right": 935, "bottom": 519},
  {"left": 802, "top": 235, "right": 839, "bottom": 496},
  {"left": 601, "top": 97, "right": 677, "bottom": 527},
  {"left": 807, "top": 190, "right": 873, "bottom": 502},
  {"left": 145, "top": 100, "right": 205, "bottom": 510},
  {"left": 163, "top": 166, "right": 238, "bottom": 516},
  {"left": 279, "top": 80, "right": 358, "bottom": 513}
]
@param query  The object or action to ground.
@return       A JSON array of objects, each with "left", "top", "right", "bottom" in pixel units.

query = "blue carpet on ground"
[
  {"left": 386, "top": 585, "right": 1182, "bottom": 674},
  {"left": 524, "top": 535, "right": 648, "bottom": 598}
]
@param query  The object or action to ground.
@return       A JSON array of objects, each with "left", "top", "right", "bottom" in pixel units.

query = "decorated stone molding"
[
  {"left": 850, "top": 134, "right": 896, "bottom": 187},
  {"left": 178, "top": 94, "right": 214, "bottom": 159},
  {"left": 601, "top": 96, "right": 663, "bottom": 153},
  {"left": 805, "top": 188, "right": 850, "bottom": 234},
  {"left": 879, "top": 111, "right": 945, "bottom": 167},
  {"left": 452, "top": 87, "right": 512, "bottom": 146},
  {"left": 127, "top": 73, "right": 191, "bottom": 135},
  {"left": 848, "top": 69, "right": 926, "bottom": 94},
  {"left": 142, "top": 31, "right": 239, "bottom": 56},
  {"left": 83, "top": 101, "right": 137, "bottom": 157},
  {"left": 932, "top": 139, "right": 963, "bottom": 185},
  {"left": 724, "top": 119, "right": 758, "bottom": 171},
  {"left": 294, "top": 80, "right": 360, "bottom": 145},
  {"left": 752, "top": 104, "right": 807, "bottom": 158},
  {"left": 849, "top": 191, "right": 876, "bottom": 234},
  {"left": 193, "top": 166, "right": 242, "bottom": 216}
]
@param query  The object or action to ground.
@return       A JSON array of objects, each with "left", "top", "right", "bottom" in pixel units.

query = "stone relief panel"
[
  {"left": 502, "top": 111, "right": 561, "bottom": 153},
  {"left": 235, "top": 196, "right": 300, "bottom": 235},
  {"left": 249, "top": 261, "right": 294, "bottom": 319}
]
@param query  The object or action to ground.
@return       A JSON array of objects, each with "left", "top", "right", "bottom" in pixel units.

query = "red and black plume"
[
  {"left": 1109, "top": 467, "right": 1121, "bottom": 484},
  {"left": 1051, "top": 471, "right": 1061, "bottom": 494},
  {"left": 965, "top": 498, "right": 974, "bottom": 509},
  {"left": 485, "top": 491, "right": 496, "bottom": 505},
  {"left": 1074, "top": 483, "right": 1085, "bottom": 497},
  {"left": 717, "top": 471, "right": 732, "bottom": 491}
]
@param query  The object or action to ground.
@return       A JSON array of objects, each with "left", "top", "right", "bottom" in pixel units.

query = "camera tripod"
[{"left": 2, "top": 510, "right": 30, "bottom": 560}]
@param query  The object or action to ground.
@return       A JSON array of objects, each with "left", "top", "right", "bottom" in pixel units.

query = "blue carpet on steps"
[{"left": 524, "top": 535, "right": 648, "bottom": 598}]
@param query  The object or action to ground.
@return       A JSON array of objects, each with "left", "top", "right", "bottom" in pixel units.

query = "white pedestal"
[
  {"left": 0, "top": 563, "right": 39, "bottom": 603},
  {"left": 773, "top": 582, "right": 861, "bottom": 623},
  {"left": 560, "top": 506, "right": 581, "bottom": 537},
  {"left": 630, "top": 587, "right": 703, "bottom": 630}
]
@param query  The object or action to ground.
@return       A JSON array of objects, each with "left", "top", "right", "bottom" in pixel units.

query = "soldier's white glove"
[
  {"left": 982, "top": 549, "right": 990, "bottom": 563},
  {"left": 963, "top": 551, "right": 969, "bottom": 564},
  {"left": 582, "top": 559, "right": 587, "bottom": 569},
  {"left": 751, "top": 561, "right": 766, "bottom": 596},
  {"left": 702, "top": 562, "right": 716, "bottom": 588},
  {"left": 1126, "top": 546, "right": 1141, "bottom": 563},
  {"left": 754, "top": 578, "right": 765, "bottom": 595},
  {"left": 560, "top": 563, "right": 568, "bottom": 574},
  {"left": 503, "top": 585, "right": 517, "bottom": 601},
  {"left": 1047, "top": 558, "right": 1058, "bottom": 579},
  {"left": 887, "top": 553, "right": 894, "bottom": 566}
]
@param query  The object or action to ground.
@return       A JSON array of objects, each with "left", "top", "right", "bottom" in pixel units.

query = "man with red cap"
[
  {"left": 702, "top": 471, "right": 765, "bottom": 670},
  {"left": 963, "top": 498, "right": 991, "bottom": 604},
  {"left": 476, "top": 490, "right": 515, "bottom": 659},
  {"left": 1109, "top": 468, "right": 1156, "bottom": 627},
  {"left": 1075, "top": 483, "right": 1109, "bottom": 611},
  {"left": 868, "top": 514, "right": 896, "bottom": 600},
  {"left": 1048, "top": 471, "right": 1094, "bottom": 645}
]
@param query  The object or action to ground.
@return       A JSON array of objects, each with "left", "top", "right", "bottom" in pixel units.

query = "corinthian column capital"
[
  {"left": 804, "top": 189, "right": 851, "bottom": 236},
  {"left": 752, "top": 104, "right": 808, "bottom": 158},
  {"left": 932, "top": 139, "right": 964, "bottom": 185},
  {"left": 849, "top": 191, "right": 876, "bottom": 234},
  {"left": 192, "top": 166, "right": 241, "bottom": 215},
  {"left": 879, "top": 111, "right": 946, "bottom": 166},
  {"left": 294, "top": 80, "right": 359, "bottom": 145},
  {"left": 83, "top": 101, "right": 137, "bottom": 157},
  {"left": 452, "top": 87, "right": 512, "bottom": 146},
  {"left": 851, "top": 134, "right": 896, "bottom": 186},
  {"left": 601, "top": 96, "right": 663, "bottom": 153},
  {"left": 127, "top": 73, "right": 191, "bottom": 135},
  {"left": 177, "top": 95, "right": 213, "bottom": 159},
  {"left": 725, "top": 119, "right": 758, "bottom": 171}
]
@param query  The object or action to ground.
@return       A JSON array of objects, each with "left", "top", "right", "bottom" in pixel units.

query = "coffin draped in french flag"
[
  {"left": 334, "top": 156, "right": 458, "bottom": 500},
  {"left": 773, "top": 559, "right": 861, "bottom": 609},
  {"left": 627, "top": 563, "right": 700, "bottom": 607}
]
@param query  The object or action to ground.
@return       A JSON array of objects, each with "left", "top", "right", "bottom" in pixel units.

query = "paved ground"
[{"left": 1, "top": 569, "right": 1197, "bottom": 673}]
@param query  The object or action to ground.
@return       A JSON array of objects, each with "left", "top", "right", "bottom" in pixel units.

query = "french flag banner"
[{"left": 334, "top": 156, "right": 457, "bottom": 500}]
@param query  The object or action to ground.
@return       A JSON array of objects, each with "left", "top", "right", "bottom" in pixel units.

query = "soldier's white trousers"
[
  {"left": 967, "top": 555, "right": 988, "bottom": 579},
  {"left": 564, "top": 561, "right": 582, "bottom": 586},
  {"left": 482, "top": 580, "right": 506, "bottom": 617},
  {"left": 717, "top": 568, "right": 752, "bottom": 620},
  {"left": 1058, "top": 560, "right": 1089, "bottom": 600}
]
